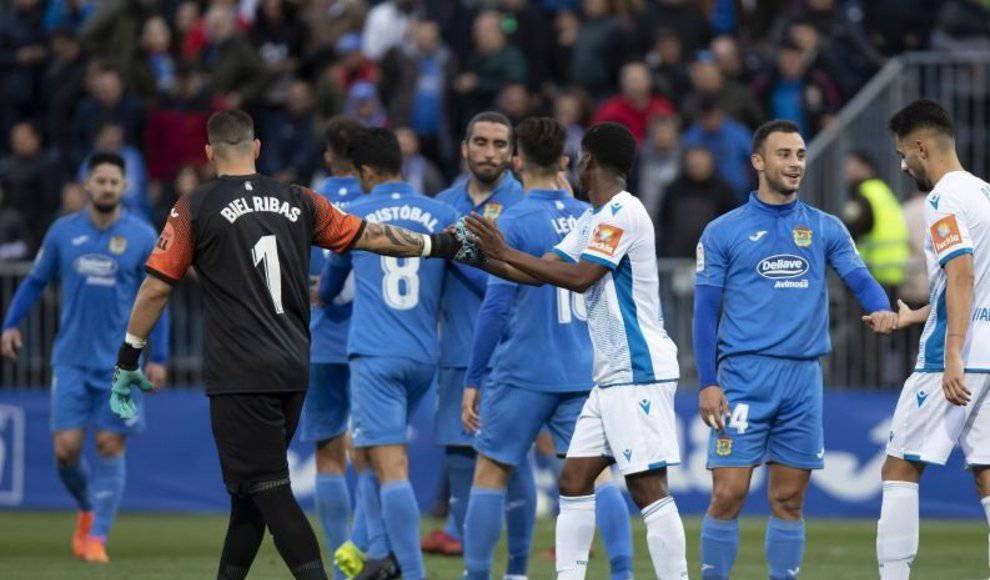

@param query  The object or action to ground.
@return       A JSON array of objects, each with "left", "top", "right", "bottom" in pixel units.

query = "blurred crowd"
[{"left": 1, "top": 0, "right": 988, "bottom": 265}]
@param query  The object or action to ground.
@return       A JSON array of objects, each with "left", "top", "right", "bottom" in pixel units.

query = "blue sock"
[
  {"left": 350, "top": 489, "right": 368, "bottom": 551},
  {"left": 57, "top": 459, "right": 92, "bottom": 512},
  {"left": 380, "top": 480, "right": 424, "bottom": 580},
  {"left": 505, "top": 458, "right": 536, "bottom": 577},
  {"left": 443, "top": 512, "right": 460, "bottom": 540},
  {"left": 356, "top": 471, "right": 388, "bottom": 559},
  {"left": 595, "top": 482, "right": 633, "bottom": 580},
  {"left": 701, "top": 515, "right": 739, "bottom": 580},
  {"left": 90, "top": 455, "right": 126, "bottom": 540},
  {"left": 315, "top": 474, "right": 350, "bottom": 579},
  {"left": 463, "top": 487, "right": 505, "bottom": 580},
  {"left": 766, "top": 516, "right": 805, "bottom": 580},
  {"left": 446, "top": 446, "right": 476, "bottom": 539}
]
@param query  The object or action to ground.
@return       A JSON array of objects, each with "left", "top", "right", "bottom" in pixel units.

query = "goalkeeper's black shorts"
[{"left": 209, "top": 391, "right": 305, "bottom": 495}]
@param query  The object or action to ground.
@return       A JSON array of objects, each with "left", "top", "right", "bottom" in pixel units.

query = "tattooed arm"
[{"left": 351, "top": 221, "right": 461, "bottom": 259}]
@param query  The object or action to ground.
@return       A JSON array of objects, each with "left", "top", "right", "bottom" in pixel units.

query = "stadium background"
[{"left": 1, "top": 0, "right": 990, "bottom": 577}]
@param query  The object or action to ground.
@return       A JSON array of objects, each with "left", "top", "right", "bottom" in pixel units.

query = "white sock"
[
  {"left": 642, "top": 496, "right": 688, "bottom": 580},
  {"left": 504, "top": 576, "right": 528, "bottom": 580},
  {"left": 877, "top": 481, "right": 919, "bottom": 580},
  {"left": 981, "top": 496, "right": 990, "bottom": 569},
  {"left": 556, "top": 494, "right": 596, "bottom": 580}
]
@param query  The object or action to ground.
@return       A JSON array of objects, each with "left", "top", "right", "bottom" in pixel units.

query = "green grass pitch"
[{"left": 0, "top": 512, "right": 985, "bottom": 579}]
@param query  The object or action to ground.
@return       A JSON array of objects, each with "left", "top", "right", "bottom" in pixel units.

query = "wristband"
[
  {"left": 419, "top": 234, "right": 432, "bottom": 257},
  {"left": 117, "top": 339, "right": 145, "bottom": 371},
  {"left": 427, "top": 232, "right": 461, "bottom": 259}
]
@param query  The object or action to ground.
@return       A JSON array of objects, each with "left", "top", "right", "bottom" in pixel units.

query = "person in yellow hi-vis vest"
[{"left": 843, "top": 150, "right": 910, "bottom": 291}]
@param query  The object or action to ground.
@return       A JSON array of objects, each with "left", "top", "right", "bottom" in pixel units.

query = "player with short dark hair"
[
  {"left": 693, "top": 120, "right": 895, "bottom": 579},
  {"left": 320, "top": 126, "right": 460, "bottom": 580},
  {"left": 1, "top": 151, "right": 169, "bottom": 564},
  {"left": 109, "top": 110, "right": 478, "bottom": 580},
  {"left": 298, "top": 115, "right": 366, "bottom": 573},
  {"left": 870, "top": 100, "right": 990, "bottom": 579},
  {"left": 465, "top": 122, "right": 688, "bottom": 579}
]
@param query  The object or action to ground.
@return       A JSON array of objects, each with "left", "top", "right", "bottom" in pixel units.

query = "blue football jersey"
[
  {"left": 695, "top": 192, "right": 866, "bottom": 361},
  {"left": 28, "top": 210, "right": 161, "bottom": 369},
  {"left": 338, "top": 182, "right": 459, "bottom": 363},
  {"left": 488, "top": 189, "right": 594, "bottom": 392},
  {"left": 435, "top": 173, "right": 524, "bottom": 367},
  {"left": 310, "top": 175, "right": 362, "bottom": 364}
]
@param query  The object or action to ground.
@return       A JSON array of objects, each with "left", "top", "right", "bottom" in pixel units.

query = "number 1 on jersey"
[{"left": 252, "top": 235, "right": 284, "bottom": 314}]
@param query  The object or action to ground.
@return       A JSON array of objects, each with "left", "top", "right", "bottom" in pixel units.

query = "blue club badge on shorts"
[
  {"left": 109, "top": 236, "right": 128, "bottom": 255},
  {"left": 483, "top": 203, "right": 503, "bottom": 220},
  {"left": 792, "top": 225, "right": 812, "bottom": 247},
  {"left": 716, "top": 436, "right": 733, "bottom": 456}
]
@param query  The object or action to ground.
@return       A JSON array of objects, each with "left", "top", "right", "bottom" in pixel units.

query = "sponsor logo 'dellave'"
[{"left": 756, "top": 254, "right": 809, "bottom": 279}]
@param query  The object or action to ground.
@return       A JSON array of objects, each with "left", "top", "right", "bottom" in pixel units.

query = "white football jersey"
[
  {"left": 916, "top": 170, "right": 990, "bottom": 371},
  {"left": 554, "top": 191, "right": 679, "bottom": 386}
]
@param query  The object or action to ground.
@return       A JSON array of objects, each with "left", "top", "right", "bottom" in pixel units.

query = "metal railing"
[{"left": 0, "top": 259, "right": 917, "bottom": 389}]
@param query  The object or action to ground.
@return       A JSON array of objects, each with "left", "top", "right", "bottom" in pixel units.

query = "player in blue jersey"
[
  {"left": 1, "top": 152, "right": 170, "bottom": 563},
  {"left": 319, "top": 127, "right": 459, "bottom": 580},
  {"left": 460, "top": 117, "right": 634, "bottom": 580},
  {"left": 692, "top": 120, "right": 897, "bottom": 580},
  {"left": 429, "top": 111, "right": 529, "bottom": 558},
  {"left": 299, "top": 116, "right": 366, "bottom": 577}
]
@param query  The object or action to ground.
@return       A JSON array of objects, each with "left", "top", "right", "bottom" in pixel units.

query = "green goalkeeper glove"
[{"left": 110, "top": 338, "right": 153, "bottom": 420}]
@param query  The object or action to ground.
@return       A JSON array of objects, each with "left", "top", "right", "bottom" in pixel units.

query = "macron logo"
[
  {"left": 639, "top": 399, "right": 651, "bottom": 415},
  {"left": 916, "top": 390, "right": 929, "bottom": 407},
  {"left": 610, "top": 202, "right": 622, "bottom": 216},
  {"left": 749, "top": 230, "right": 767, "bottom": 242},
  {"left": 929, "top": 194, "right": 940, "bottom": 210}
]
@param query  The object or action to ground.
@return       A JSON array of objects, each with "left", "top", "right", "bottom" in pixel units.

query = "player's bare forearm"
[
  {"left": 127, "top": 276, "right": 174, "bottom": 340},
  {"left": 944, "top": 255, "right": 975, "bottom": 358},
  {"left": 500, "top": 248, "right": 605, "bottom": 293},
  {"left": 479, "top": 258, "right": 543, "bottom": 286},
  {"left": 352, "top": 222, "right": 425, "bottom": 257}
]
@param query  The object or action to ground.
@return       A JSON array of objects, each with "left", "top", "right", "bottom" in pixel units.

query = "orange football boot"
[
  {"left": 82, "top": 536, "right": 109, "bottom": 564},
  {"left": 72, "top": 511, "right": 94, "bottom": 559}
]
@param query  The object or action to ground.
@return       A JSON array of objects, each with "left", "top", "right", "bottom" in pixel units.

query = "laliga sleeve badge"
[
  {"left": 715, "top": 436, "right": 733, "bottom": 457},
  {"left": 483, "top": 202, "right": 503, "bottom": 220},
  {"left": 792, "top": 225, "right": 812, "bottom": 247},
  {"left": 109, "top": 236, "right": 128, "bottom": 255}
]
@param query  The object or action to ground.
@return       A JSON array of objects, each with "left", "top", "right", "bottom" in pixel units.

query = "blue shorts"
[
  {"left": 350, "top": 356, "right": 435, "bottom": 448},
  {"left": 299, "top": 363, "right": 350, "bottom": 443},
  {"left": 707, "top": 355, "right": 824, "bottom": 470},
  {"left": 52, "top": 365, "right": 144, "bottom": 434},
  {"left": 475, "top": 382, "right": 588, "bottom": 467},
  {"left": 435, "top": 366, "right": 477, "bottom": 448}
]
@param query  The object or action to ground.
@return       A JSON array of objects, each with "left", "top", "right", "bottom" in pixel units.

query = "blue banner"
[{"left": 0, "top": 388, "right": 981, "bottom": 518}]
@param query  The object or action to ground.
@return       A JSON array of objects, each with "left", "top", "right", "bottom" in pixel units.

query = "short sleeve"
[
  {"left": 578, "top": 204, "right": 639, "bottom": 270},
  {"left": 146, "top": 195, "right": 194, "bottom": 284},
  {"left": 825, "top": 214, "right": 867, "bottom": 277},
  {"left": 694, "top": 224, "right": 729, "bottom": 288},
  {"left": 304, "top": 187, "right": 365, "bottom": 253},
  {"left": 925, "top": 192, "right": 973, "bottom": 267},
  {"left": 28, "top": 225, "right": 60, "bottom": 283},
  {"left": 553, "top": 220, "right": 584, "bottom": 264}
]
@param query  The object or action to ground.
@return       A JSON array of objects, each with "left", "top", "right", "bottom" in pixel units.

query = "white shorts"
[
  {"left": 886, "top": 371, "right": 990, "bottom": 467},
  {"left": 566, "top": 381, "right": 681, "bottom": 475}
]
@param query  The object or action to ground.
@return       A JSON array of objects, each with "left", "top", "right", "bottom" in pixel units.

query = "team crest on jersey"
[
  {"left": 930, "top": 215, "right": 963, "bottom": 254},
  {"left": 483, "top": 203, "right": 503, "bottom": 220},
  {"left": 792, "top": 225, "right": 812, "bottom": 247},
  {"left": 588, "top": 224, "right": 624, "bottom": 257},
  {"left": 109, "top": 235, "right": 128, "bottom": 255},
  {"left": 715, "top": 437, "right": 733, "bottom": 456}
]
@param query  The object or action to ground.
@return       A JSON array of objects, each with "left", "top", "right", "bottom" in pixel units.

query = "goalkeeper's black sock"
[
  {"left": 250, "top": 481, "right": 328, "bottom": 580},
  {"left": 217, "top": 493, "right": 265, "bottom": 580}
]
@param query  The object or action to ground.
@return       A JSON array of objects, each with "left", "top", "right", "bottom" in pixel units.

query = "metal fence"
[{"left": 0, "top": 258, "right": 917, "bottom": 390}]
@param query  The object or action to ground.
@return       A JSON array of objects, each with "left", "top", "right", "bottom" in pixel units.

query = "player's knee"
[
  {"left": 95, "top": 433, "right": 126, "bottom": 458},
  {"left": 314, "top": 436, "right": 347, "bottom": 474},
  {"left": 709, "top": 482, "right": 747, "bottom": 519},
  {"left": 370, "top": 445, "right": 408, "bottom": 483},
  {"left": 768, "top": 484, "right": 806, "bottom": 519},
  {"left": 473, "top": 455, "right": 511, "bottom": 489},
  {"left": 558, "top": 465, "right": 594, "bottom": 497},
  {"left": 881, "top": 456, "right": 924, "bottom": 483},
  {"left": 625, "top": 471, "right": 669, "bottom": 509},
  {"left": 53, "top": 440, "right": 82, "bottom": 466}
]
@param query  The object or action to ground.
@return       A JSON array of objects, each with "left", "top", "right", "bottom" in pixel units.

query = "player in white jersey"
[
  {"left": 864, "top": 100, "right": 990, "bottom": 579},
  {"left": 466, "top": 123, "right": 688, "bottom": 580}
]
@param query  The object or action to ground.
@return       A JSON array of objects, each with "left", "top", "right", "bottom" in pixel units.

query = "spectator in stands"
[
  {"left": 751, "top": 38, "right": 841, "bottom": 138},
  {"left": 344, "top": 80, "right": 387, "bottom": 128},
  {"left": 645, "top": 29, "right": 692, "bottom": 106},
  {"left": 548, "top": 8, "right": 579, "bottom": 86},
  {"left": 841, "top": 150, "right": 909, "bottom": 292},
  {"left": 494, "top": 83, "right": 533, "bottom": 127},
  {"left": 199, "top": 3, "right": 268, "bottom": 109},
  {"left": 710, "top": 35, "right": 758, "bottom": 85},
  {"left": 497, "top": 0, "right": 553, "bottom": 91},
  {"left": 646, "top": 0, "right": 711, "bottom": 55},
  {"left": 931, "top": 0, "right": 990, "bottom": 51},
  {"left": 0, "top": 122, "right": 62, "bottom": 246},
  {"left": 42, "top": 0, "right": 95, "bottom": 34},
  {"left": 637, "top": 115, "right": 681, "bottom": 217},
  {"left": 250, "top": 0, "right": 306, "bottom": 98},
  {"left": 258, "top": 80, "right": 321, "bottom": 185},
  {"left": 681, "top": 51, "right": 764, "bottom": 129},
  {"left": 863, "top": 0, "right": 935, "bottom": 55},
  {"left": 44, "top": 29, "right": 86, "bottom": 155},
  {"left": 569, "top": 0, "right": 623, "bottom": 99},
  {"left": 681, "top": 96, "right": 753, "bottom": 202},
  {"left": 60, "top": 181, "right": 85, "bottom": 215},
  {"left": 134, "top": 16, "right": 176, "bottom": 99},
  {"left": 153, "top": 164, "right": 200, "bottom": 226},
  {"left": 77, "top": 121, "right": 150, "bottom": 219},
  {"left": 396, "top": 127, "right": 445, "bottom": 197},
  {"left": 785, "top": 19, "right": 877, "bottom": 102},
  {"left": 0, "top": 0, "right": 49, "bottom": 145},
  {"left": 592, "top": 61, "right": 675, "bottom": 143},
  {"left": 174, "top": 1, "right": 202, "bottom": 59},
  {"left": 657, "top": 146, "right": 736, "bottom": 258},
  {"left": 0, "top": 183, "right": 31, "bottom": 261},
  {"left": 71, "top": 65, "right": 144, "bottom": 162},
  {"left": 331, "top": 32, "right": 378, "bottom": 95},
  {"left": 453, "top": 10, "right": 527, "bottom": 129},
  {"left": 78, "top": 0, "right": 156, "bottom": 81},
  {"left": 363, "top": 0, "right": 418, "bottom": 61},
  {"left": 554, "top": 89, "right": 592, "bottom": 178}
]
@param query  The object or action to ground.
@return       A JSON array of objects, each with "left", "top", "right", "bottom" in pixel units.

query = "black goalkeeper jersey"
[{"left": 146, "top": 173, "right": 364, "bottom": 394}]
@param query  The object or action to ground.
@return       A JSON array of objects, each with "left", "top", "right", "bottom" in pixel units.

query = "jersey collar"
[
  {"left": 462, "top": 172, "right": 518, "bottom": 210},
  {"left": 748, "top": 191, "right": 798, "bottom": 215},
  {"left": 369, "top": 181, "right": 417, "bottom": 198},
  {"left": 84, "top": 208, "right": 128, "bottom": 232},
  {"left": 528, "top": 188, "right": 569, "bottom": 201}
]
